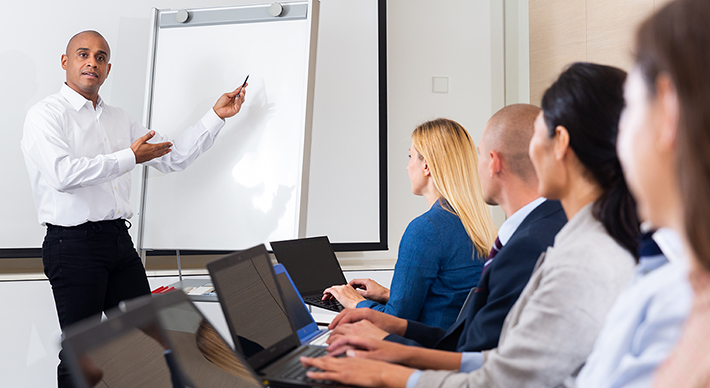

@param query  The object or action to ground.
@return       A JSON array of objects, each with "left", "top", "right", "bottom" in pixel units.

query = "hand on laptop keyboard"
[
  {"left": 321, "top": 284, "right": 366, "bottom": 309},
  {"left": 303, "top": 295, "right": 345, "bottom": 312},
  {"left": 279, "top": 347, "right": 332, "bottom": 384}
]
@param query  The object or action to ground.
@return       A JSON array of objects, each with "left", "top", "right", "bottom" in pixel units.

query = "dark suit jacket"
[{"left": 385, "top": 199, "right": 567, "bottom": 352}]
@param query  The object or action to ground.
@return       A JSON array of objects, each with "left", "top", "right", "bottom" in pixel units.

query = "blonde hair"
[{"left": 412, "top": 118, "right": 497, "bottom": 257}]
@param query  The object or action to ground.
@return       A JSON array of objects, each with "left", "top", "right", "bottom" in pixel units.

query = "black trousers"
[{"left": 42, "top": 219, "right": 151, "bottom": 388}]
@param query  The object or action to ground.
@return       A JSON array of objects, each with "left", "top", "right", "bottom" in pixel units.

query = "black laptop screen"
[
  {"left": 63, "top": 292, "right": 261, "bottom": 388},
  {"left": 270, "top": 236, "right": 347, "bottom": 296},
  {"left": 209, "top": 249, "right": 297, "bottom": 365},
  {"left": 156, "top": 299, "right": 263, "bottom": 387}
]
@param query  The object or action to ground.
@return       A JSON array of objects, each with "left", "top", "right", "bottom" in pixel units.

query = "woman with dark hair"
[
  {"left": 298, "top": 62, "right": 638, "bottom": 388},
  {"left": 609, "top": 0, "right": 710, "bottom": 386},
  {"left": 537, "top": 63, "right": 640, "bottom": 256}
]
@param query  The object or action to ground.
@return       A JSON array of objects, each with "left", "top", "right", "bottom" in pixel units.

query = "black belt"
[{"left": 47, "top": 219, "right": 130, "bottom": 231}]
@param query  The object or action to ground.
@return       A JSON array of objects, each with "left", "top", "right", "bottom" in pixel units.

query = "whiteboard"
[{"left": 141, "top": 1, "right": 318, "bottom": 250}]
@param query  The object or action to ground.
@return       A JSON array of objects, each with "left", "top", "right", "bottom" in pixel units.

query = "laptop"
[
  {"left": 62, "top": 290, "right": 264, "bottom": 388},
  {"left": 207, "top": 244, "right": 350, "bottom": 387},
  {"left": 273, "top": 263, "right": 331, "bottom": 346},
  {"left": 270, "top": 236, "right": 347, "bottom": 312}
]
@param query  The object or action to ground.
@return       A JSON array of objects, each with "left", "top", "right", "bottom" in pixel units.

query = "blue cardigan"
[{"left": 357, "top": 199, "right": 483, "bottom": 329}]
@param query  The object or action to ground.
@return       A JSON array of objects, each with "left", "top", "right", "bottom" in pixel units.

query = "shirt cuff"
[
  {"left": 460, "top": 352, "right": 484, "bottom": 372},
  {"left": 115, "top": 147, "right": 136, "bottom": 172},
  {"left": 203, "top": 108, "right": 226, "bottom": 136},
  {"left": 406, "top": 370, "right": 423, "bottom": 388}
]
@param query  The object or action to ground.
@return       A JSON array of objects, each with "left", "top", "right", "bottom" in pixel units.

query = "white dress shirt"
[{"left": 21, "top": 84, "right": 225, "bottom": 226}]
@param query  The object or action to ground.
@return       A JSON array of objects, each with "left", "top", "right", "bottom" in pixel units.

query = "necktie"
[{"left": 483, "top": 237, "right": 502, "bottom": 272}]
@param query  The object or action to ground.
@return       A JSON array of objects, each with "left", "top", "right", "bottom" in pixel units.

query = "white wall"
[{"left": 338, "top": 0, "right": 507, "bottom": 265}]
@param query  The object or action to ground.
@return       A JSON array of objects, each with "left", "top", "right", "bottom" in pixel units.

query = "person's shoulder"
[
  {"left": 401, "top": 202, "right": 463, "bottom": 247},
  {"left": 29, "top": 92, "right": 66, "bottom": 112},
  {"left": 499, "top": 231, "right": 550, "bottom": 260},
  {"left": 403, "top": 210, "right": 438, "bottom": 240},
  {"left": 551, "top": 206, "right": 612, "bottom": 252},
  {"left": 407, "top": 201, "right": 444, "bottom": 226},
  {"left": 492, "top": 229, "right": 550, "bottom": 275},
  {"left": 506, "top": 205, "right": 566, "bottom": 250},
  {"left": 547, "top": 218, "right": 636, "bottom": 277},
  {"left": 642, "top": 261, "right": 693, "bottom": 316},
  {"left": 26, "top": 93, "right": 69, "bottom": 124},
  {"left": 552, "top": 222, "right": 620, "bottom": 259},
  {"left": 421, "top": 200, "right": 463, "bottom": 225},
  {"left": 526, "top": 200, "right": 567, "bottom": 226},
  {"left": 642, "top": 260, "right": 691, "bottom": 295}
]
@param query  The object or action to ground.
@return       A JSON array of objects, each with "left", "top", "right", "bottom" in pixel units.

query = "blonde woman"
[{"left": 324, "top": 119, "right": 497, "bottom": 330}]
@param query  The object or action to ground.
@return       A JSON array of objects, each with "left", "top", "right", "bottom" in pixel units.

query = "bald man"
[
  {"left": 325, "top": 104, "right": 567, "bottom": 355},
  {"left": 21, "top": 30, "right": 247, "bottom": 387}
]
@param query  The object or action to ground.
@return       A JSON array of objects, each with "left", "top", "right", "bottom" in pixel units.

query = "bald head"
[
  {"left": 62, "top": 30, "right": 112, "bottom": 104},
  {"left": 482, "top": 104, "right": 540, "bottom": 182},
  {"left": 66, "top": 30, "right": 110, "bottom": 59}
]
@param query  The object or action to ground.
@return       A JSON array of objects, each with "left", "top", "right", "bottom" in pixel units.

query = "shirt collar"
[
  {"left": 60, "top": 83, "right": 104, "bottom": 111},
  {"left": 653, "top": 227, "right": 687, "bottom": 264},
  {"left": 635, "top": 254, "right": 669, "bottom": 278},
  {"left": 497, "top": 197, "right": 546, "bottom": 246}
]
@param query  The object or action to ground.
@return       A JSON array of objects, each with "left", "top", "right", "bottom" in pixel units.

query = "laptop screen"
[
  {"left": 274, "top": 270, "right": 316, "bottom": 333},
  {"left": 62, "top": 292, "right": 261, "bottom": 388},
  {"left": 207, "top": 245, "right": 301, "bottom": 370},
  {"left": 270, "top": 236, "right": 347, "bottom": 296},
  {"left": 156, "top": 298, "right": 261, "bottom": 387}
]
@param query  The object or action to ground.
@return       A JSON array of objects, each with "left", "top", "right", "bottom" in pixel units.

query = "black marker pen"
[{"left": 237, "top": 74, "right": 249, "bottom": 97}]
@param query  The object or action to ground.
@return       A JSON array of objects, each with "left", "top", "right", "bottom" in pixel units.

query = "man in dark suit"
[{"left": 325, "top": 104, "right": 567, "bottom": 352}]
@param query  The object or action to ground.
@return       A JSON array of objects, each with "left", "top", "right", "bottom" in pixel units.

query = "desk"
[
  {"left": 0, "top": 268, "right": 394, "bottom": 386},
  {"left": 150, "top": 269, "right": 394, "bottom": 348}
]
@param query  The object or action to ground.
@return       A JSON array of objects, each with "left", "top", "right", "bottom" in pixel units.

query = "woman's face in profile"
[
  {"left": 529, "top": 112, "right": 564, "bottom": 199},
  {"left": 618, "top": 67, "right": 663, "bottom": 225},
  {"left": 407, "top": 143, "right": 427, "bottom": 196}
]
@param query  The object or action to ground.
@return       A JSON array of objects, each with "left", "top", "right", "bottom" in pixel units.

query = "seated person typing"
[{"left": 323, "top": 119, "right": 498, "bottom": 330}]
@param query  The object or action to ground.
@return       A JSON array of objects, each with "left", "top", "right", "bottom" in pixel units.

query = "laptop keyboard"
[
  {"left": 276, "top": 346, "right": 333, "bottom": 383},
  {"left": 309, "top": 330, "right": 331, "bottom": 347},
  {"left": 304, "top": 295, "right": 344, "bottom": 312}
]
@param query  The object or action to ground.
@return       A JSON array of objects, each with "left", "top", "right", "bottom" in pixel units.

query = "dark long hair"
[
  {"left": 635, "top": 0, "right": 710, "bottom": 270},
  {"left": 541, "top": 62, "right": 640, "bottom": 258}
]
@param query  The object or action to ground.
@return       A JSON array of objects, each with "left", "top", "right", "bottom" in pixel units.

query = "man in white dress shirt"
[{"left": 20, "top": 30, "right": 247, "bottom": 388}]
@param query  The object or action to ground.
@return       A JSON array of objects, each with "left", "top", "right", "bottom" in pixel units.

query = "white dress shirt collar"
[
  {"left": 497, "top": 197, "right": 547, "bottom": 246},
  {"left": 653, "top": 227, "right": 687, "bottom": 264},
  {"left": 60, "top": 83, "right": 104, "bottom": 112}
]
